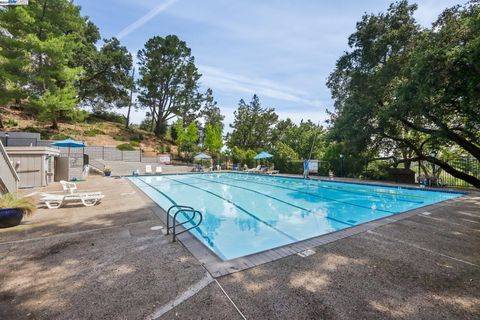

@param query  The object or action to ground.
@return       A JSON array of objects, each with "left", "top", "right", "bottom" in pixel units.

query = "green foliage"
[
  {"left": 327, "top": 1, "right": 480, "bottom": 187},
  {"left": 83, "top": 128, "right": 105, "bottom": 137},
  {"left": 51, "top": 133, "right": 72, "bottom": 140},
  {"left": 88, "top": 111, "right": 126, "bottom": 124},
  {"left": 129, "top": 141, "right": 140, "bottom": 147},
  {"left": 113, "top": 135, "right": 126, "bottom": 141},
  {"left": 204, "top": 123, "right": 223, "bottom": 157},
  {"left": 116, "top": 143, "right": 135, "bottom": 151},
  {"left": 272, "top": 119, "right": 326, "bottom": 159},
  {"left": 174, "top": 119, "right": 199, "bottom": 159},
  {"left": 137, "top": 35, "right": 201, "bottom": 137},
  {"left": 4, "top": 119, "right": 18, "bottom": 127},
  {"left": 273, "top": 142, "right": 299, "bottom": 172},
  {"left": 0, "top": 193, "right": 36, "bottom": 217},
  {"left": 0, "top": 0, "right": 90, "bottom": 129},
  {"left": 231, "top": 147, "right": 257, "bottom": 167},
  {"left": 202, "top": 88, "right": 224, "bottom": 129},
  {"left": 227, "top": 95, "right": 278, "bottom": 149},
  {"left": 78, "top": 37, "right": 133, "bottom": 111},
  {"left": 129, "top": 133, "right": 143, "bottom": 142}
]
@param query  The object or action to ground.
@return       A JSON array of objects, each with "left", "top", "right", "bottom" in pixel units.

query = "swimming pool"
[{"left": 129, "top": 173, "right": 463, "bottom": 260}]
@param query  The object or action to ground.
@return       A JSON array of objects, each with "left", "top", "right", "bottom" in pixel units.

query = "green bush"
[
  {"left": 130, "top": 133, "right": 143, "bottom": 142},
  {"left": 116, "top": 143, "right": 135, "bottom": 151},
  {"left": 165, "top": 144, "right": 171, "bottom": 153},
  {"left": 129, "top": 141, "right": 140, "bottom": 147},
  {"left": 84, "top": 128, "right": 105, "bottom": 137},
  {"left": 4, "top": 119, "right": 18, "bottom": 127},
  {"left": 51, "top": 133, "right": 72, "bottom": 140},
  {"left": 113, "top": 135, "right": 126, "bottom": 141},
  {"left": 88, "top": 111, "right": 125, "bottom": 124},
  {"left": 23, "top": 127, "right": 51, "bottom": 139}
]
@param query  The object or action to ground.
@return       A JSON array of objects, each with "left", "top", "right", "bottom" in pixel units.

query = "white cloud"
[
  {"left": 199, "top": 64, "right": 324, "bottom": 108},
  {"left": 116, "top": 0, "right": 179, "bottom": 40}
]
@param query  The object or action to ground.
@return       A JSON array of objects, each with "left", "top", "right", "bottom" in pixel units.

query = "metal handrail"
[
  {"left": 166, "top": 205, "right": 203, "bottom": 242},
  {"left": 166, "top": 205, "right": 194, "bottom": 235},
  {"left": 172, "top": 209, "right": 203, "bottom": 242}
]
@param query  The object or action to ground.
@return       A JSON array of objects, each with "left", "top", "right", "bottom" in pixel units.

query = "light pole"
[
  {"left": 430, "top": 150, "right": 437, "bottom": 186},
  {"left": 339, "top": 153, "right": 344, "bottom": 177}
]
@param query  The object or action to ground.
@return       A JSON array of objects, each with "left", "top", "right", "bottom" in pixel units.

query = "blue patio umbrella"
[
  {"left": 51, "top": 139, "right": 85, "bottom": 156},
  {"left": 254, "top": 151, "right": 273, "bottom": 159},
  {"left": 194, "top": 153, "right": 212, "bottom": 159}
]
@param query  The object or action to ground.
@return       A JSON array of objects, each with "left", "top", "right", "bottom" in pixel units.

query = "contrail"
[{"left": 116, "top": 0, "right": 179, "bottom": 40}]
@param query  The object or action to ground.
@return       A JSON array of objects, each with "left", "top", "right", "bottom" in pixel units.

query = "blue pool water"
[{"left": 128, "top": 173, "right": 462, "bottom": 260}]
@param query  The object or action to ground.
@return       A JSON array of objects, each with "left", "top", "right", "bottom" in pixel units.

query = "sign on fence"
[
  {"left": 158, "top": 154, "right": 171, "bottom": 164},
  {"left": 308, "top": 160, "right": 318, "bottom": 173}
]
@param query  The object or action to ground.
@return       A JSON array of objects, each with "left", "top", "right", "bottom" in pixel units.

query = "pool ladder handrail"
[{"left": 166, "top": 205, "right": 203, "bottom": 242}]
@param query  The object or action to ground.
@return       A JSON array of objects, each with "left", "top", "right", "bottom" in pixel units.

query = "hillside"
[{"left": 0, "top": 106, "right": 176, "bottom": 154}]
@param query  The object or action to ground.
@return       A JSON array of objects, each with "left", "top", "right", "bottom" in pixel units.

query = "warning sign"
[{"left": 308, "top": 160, "right": 318, "bottom": 173}]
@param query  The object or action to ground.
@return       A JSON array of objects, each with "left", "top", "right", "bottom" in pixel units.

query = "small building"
[{"left": 5, "top": 146, "right": 63, "bottom": 188}]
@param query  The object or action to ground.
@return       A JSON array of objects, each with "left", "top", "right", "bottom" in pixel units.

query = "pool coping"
[{"left": 125, "top": 174, "right": 476, "bottom": 278}]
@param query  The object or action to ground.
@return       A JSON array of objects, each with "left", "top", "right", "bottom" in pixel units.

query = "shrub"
[
  {"left": 165, "top": 144, "right": 171, "bottom": 153},
  {"left": 116, "top": 143, "right": 135, "bottom": 151},
  {"left": 84, "top": 128, "right": 105, "bottom": 137},
  {"left": 51, "top": 133, "right": 72, "bottom": 140},
  {"left": 0, "top": 193, "right": 36, "bottom": 217},
  {"left": 4, "top": 119, "right": 18, "bottom": 127},
  {"left": 129, "top": 133, "right": 143, "bottom": 142},
  {"left": 113, "top": 135, "right": 126, "bottom": 141},
  {"left": 88, "top": 111, "right": 125, "bottom": 124},
  {"left": 129, "top": 141, "right": 140, "bottom": 147}
]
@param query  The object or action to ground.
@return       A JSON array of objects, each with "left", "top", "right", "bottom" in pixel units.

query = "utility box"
[{"left": 387, "top": 168, "right": 416, "bottom": 184}]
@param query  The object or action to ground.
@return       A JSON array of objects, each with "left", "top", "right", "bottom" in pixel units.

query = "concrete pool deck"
[{"left": 0, "top": 175, "right": 479, "bottom": 319}]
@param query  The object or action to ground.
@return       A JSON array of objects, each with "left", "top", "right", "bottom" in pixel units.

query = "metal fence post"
[{"left": 102, "top": 146, "right": 105, "bottom": 160}]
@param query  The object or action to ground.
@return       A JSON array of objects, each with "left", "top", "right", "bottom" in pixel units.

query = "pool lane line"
[
  {"left": 219, "top": 174, "right": 397, "bottom": 214},
  {"left": 189, "top": 175, "right": 354, "bottom": 227},
  {"left": 161, "top": 176, "right": 299, "bottom": 242},
  {"left": 238, "top": 174, "right": 423, "bottom": 203},
  {"left": 133, "top": 177, "right": 221, "bottom": 252}
]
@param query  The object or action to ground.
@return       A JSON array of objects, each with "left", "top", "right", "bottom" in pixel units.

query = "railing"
[
  {"left": 166, "top": 205, "right": 203, "bottom": 242},
  {"left": 0, "top": 140, "right": 19, "bottom": 194}
]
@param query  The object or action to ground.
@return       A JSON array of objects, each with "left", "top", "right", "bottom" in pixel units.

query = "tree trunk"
[
  {"left": 0, "top": 114, "right": 4, "bottom": 129},
  {"left": 125, "top": 67, "right": 135, "bottom": 129},
  {"left": 125, "top": 105, "right": 131, "bottom": 129},
  {"left": 51, "top": 118, "right": 59, "bottom": 130},
  {"left": 431, "top": 157, "right": 480, "bottom": 188}
]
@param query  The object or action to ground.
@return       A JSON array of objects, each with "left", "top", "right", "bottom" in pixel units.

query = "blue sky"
[{"left": 75, "top": 0, "right": 461, "bottom": 129}]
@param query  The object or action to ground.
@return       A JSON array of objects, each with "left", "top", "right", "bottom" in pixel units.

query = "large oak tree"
[{"left": 327, "top": 0, "right": 480, "bottom": 187}]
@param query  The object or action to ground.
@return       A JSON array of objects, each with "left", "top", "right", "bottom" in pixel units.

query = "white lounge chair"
[
  {"left": 145, "top": 165, "right": 153, "bottom": 175},
  {"left": 60, "top": 180, "right": 77, "bottom": 194},
  {"left": 155, "top": 166, "right": 162, "bottom": 174},
  {"left": 41, "top": 192, "right": 104, "bottom": 209},
  {"left": 266, "top": 169, "right": 279, "bottom": 175},
  {"left": 246, "top": 165, "right": 261, "bottom": 173}
]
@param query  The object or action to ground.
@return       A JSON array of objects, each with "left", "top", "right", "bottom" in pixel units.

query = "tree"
[
  {"left": 174, "top": 119, "right": 199, "bottom": 159},
  {"left": 202, "top": 88, "right": 224, "bottom": 129},
  {"left": 137, "top": 35, "right": 201, "bottom": 137},
  {"left": 78, "top": 37, "right": 133, "bottom": 113},
  {"left": 204, "top": 123, "right": 223, "bottom": 160},
  {"left": 227, "top": 95, "right": 278, "bottom": 149},
  {"left": 0, "top": 0, "right": 91, "bottom": 129},
  {"left": 327, "top": 1, "right": 480, "bottom": 187},
  {"left": 273, "top": 119, "right": 326, "bottom": 159}
]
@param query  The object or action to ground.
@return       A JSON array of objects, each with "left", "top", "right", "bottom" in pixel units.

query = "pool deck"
[{"left": 1, "top": 175, "right": 479, "bottom": 319}]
